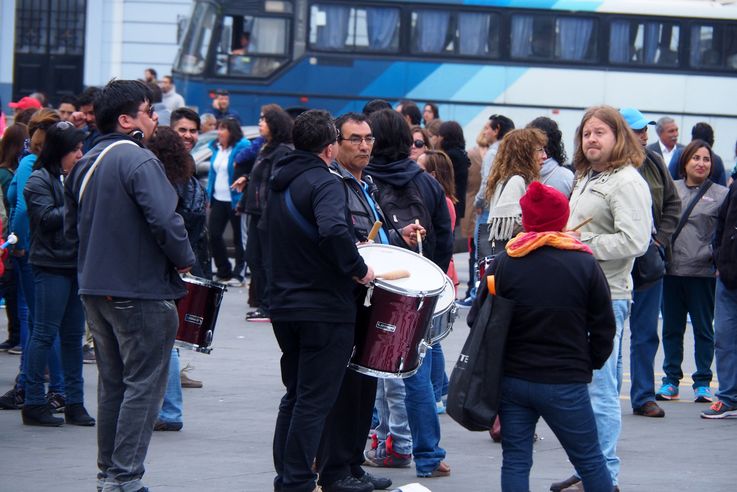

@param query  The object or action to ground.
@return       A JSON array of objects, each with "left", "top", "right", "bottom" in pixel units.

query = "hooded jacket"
[
  {"left": 266, "top": 150, "right": 368, "bottom": 323},
  {"left": 365, "top": 157, "right": 453, "bottom": 271}
]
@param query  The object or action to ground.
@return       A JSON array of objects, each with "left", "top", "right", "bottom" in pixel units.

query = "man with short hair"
[
  {"left": 77, "top": 86, "right": 101, "bottom": 152},
  {"left": 211, "top": 89, "right": 241, "bottom": 122},
  {"left": 160, "top": 75, "right": 185, "bottom": 112},
  {"left": 171, "top": 107, "right": 200, "bottom": 153},
  {"left": 668, "top": 122, "right": 727, "bottom": 186},
  {"left": 647, "top": 116, "right": 683, "bottom": 167},
  {"left": 267, "top": 109, "right": 374, "bottom": 492},
  {"left": 396, "top": 100, "right": 421, "bottom": 126},
  {"left": 64, "top": 79, "right": 195, "bottom": 492},
  {"left": 57, "top": 96, "right": 77, "bottom": 121}
]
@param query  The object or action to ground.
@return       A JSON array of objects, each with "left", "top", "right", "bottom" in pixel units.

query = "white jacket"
[{"left": 568, "top": 165, "right": 652, "bottom": 300}]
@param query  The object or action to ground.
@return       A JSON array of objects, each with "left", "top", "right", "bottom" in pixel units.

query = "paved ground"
[{"left": 1, "top": 253, "right": 735, "bottom": 491}]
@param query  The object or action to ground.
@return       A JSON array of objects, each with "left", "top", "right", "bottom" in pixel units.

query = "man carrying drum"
[{"left": 265, "top": 109, "right": 374, "bottom": 492}]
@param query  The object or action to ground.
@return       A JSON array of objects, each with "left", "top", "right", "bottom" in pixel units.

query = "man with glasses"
[{"left": 64, "top": 79, "right": 195, "bottom": 492}]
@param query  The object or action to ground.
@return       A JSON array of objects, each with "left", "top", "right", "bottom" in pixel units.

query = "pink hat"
[{"left": 9, "top": 96, "right": 42, "bottom": 111}]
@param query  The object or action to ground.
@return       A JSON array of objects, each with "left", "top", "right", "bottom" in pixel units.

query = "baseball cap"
[
  {"left": 619, "top": 108, "right": 655, "bottom": 131},
  {"left": 9, "top": 96, "right": 42, "bottom": 111}
]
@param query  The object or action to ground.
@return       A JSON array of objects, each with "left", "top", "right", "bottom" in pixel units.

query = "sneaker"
[
  {"left": 83, "top": 345, "right": 96, "bottom": 364},
  {"left": 355, "top": 472, "right": 392, "bottom": 490},
  {"left": 322, "top": 476, "right": 373, "bottom": 492},
  {"left": 226, "top": 277, "right": 244, "bottom": 287},
  {"left": 22, "top": 403, "right": 64, "bottom": 427},
  {"left": 701, "top": 401, "right": 737, "bottom": 419},
  {"left": 46, "top": 392, "right": 66, "bottom": 413},
  {"left": 245, "top": 308, "right": 270, "bottom": 323},
  {"left": 7, "top": 345, "right": 22, "bottom": 355},
  {"left": 694, "top": 386, "right": 713, "bottom": 403},
  {"left": 363, "top": 446, "right": 411, "bottom": 468},
  {"left": 0, "top": 339, "right": 17, "bottom": 351},
  {"left": 656, "top": 383, "right": 679, "bottom": 401},
  {"left": 436, "top": 400, "right": 446, "bottom": 414},
  {"left": 455, "top": 296, "right": 474, "bottom": 309},
  {"left": 0, "top": 387, "right": 24, "bottom": 410},
  {"left": 633, "top": 401, "right": 665, "bottom": 418}
]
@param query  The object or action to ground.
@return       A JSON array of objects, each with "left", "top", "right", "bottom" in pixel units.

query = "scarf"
[{"left": 506, "top": 231, "right": 593, "bottom": 257}]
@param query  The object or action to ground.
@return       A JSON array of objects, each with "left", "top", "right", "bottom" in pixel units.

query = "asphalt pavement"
[{"left": 0, "top": 253, "right": 735, "bottom": 491}]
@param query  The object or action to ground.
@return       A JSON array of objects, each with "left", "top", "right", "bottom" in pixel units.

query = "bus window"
[
  {"left": 458, "top": 12, "right": 500, "bottom": 58},
  {"left": 410, "top": 10, "right": 500, "bottom": 58},
  {"left": 556, "top": 17, "right": 597, "bottom": 62},
  {"left": 412, "top": 10, "right": 452, "bottom": 54},
  {"left": 173, "top": 2, "right": 217, "bottom": 74},
  {"left": 309, "top": 4, "right": 400, "bottom": 51},
  {"left": 511, "top": 14, "right": 596, "bottom": 62},
  {"left": 610, "top": 20, "right": 679, "bottom": 66},
  {"left": 690, "top": 24, "right": 737, "bottom": 70},
  {"left": 214, "top": 14, "right": 290, "bottom": 77}
]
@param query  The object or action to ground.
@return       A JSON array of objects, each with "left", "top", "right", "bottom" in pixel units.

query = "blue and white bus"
[{"left": 172, "top": 0, "right": 737, "bottom": 160}]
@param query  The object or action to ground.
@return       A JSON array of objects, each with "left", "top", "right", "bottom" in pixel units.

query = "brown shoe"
[
  {"left": 180, "top": 365, "right": 203, "bottom": 389},
  {"left": 633, "top": 401, "right": 665, "bottom": 418},
  {"left": 550, "top": 475, "right": 581, "bottom": 491},
  {"left": 417, "top": 461, "right": 450, "bottom": 478}
]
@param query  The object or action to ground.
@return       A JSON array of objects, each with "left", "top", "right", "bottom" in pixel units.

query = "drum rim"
[
  {"left": 181, "top": 274, "right": 227, "bottom": 289},
  {"left": 433, "top": 276, "right": 456, "bottom": 315},
  {"left": 358, "top": 243, "right": 446, "bottom": 297},
  {"left": 348, "top": 361, "right": 422, "bottom": 379}
]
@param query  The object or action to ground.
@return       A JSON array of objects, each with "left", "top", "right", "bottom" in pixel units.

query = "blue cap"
[{"left": 619, "top": 108, "right": 656, "bottom": 131}]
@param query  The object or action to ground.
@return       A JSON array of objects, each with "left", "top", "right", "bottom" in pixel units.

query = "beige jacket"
[{"left": 568, "top": 165, "right": 652, "bottom": 300}]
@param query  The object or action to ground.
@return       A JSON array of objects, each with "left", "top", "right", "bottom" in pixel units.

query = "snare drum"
[
  {"left": 476, "top": 255, "right": 495, "bottom": 286},
  {"left": 428, "top": 275, "right": 457, "bottom": 345},
  {"left": 351, "top": 244, "right": 446, "bottom": 378},
  {"left": 175, "top": 276, "right": 227, "bottom": 354}
]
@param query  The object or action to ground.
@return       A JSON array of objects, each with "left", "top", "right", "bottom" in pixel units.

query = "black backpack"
[{"left": 372, "top": 178, "right": 433, "bottom": 238}]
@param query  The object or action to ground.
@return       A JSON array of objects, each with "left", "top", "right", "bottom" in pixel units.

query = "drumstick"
[
  {"left": 367, "top": 221, "right": 382, "bottom": 242},
  {"left": 376, "top": 269, "right": 411, "bottom": 280},
  {"left": 570, "top": 217, "right": 593, "bottom": 232},
  {"left": 415, "top": 219, "right": 423, "bottom": 256}
]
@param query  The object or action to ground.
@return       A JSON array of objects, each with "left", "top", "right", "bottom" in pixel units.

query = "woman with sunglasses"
[
  {"left": 409, "top": 125, "right": 430, "bottom": 162},
  {"left": 21, "top": 121, "right": 95, "bottom": 426}
]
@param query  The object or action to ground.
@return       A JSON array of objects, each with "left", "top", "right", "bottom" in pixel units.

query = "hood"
[
  {"left": 92, "top": 132, "right": 145, "bottom": 150},
  {"left": 540, "top": 158, "right": 562, "bottom": 178},
  {"left": 365, "top": 157, "right": 422, "bottom": 187},
  {"left": 270, "top": 149, "right": 328, "bottom": 192}
]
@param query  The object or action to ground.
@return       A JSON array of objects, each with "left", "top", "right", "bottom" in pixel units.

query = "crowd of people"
[{"left": 0, "top": 74, "right": 736, "bottom": 492}]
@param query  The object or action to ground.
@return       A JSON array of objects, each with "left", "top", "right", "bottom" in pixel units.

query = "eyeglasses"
[
  {"left": 139, "top": 105, "right": 155, "bottom": 118},
  {"left": 341, "top": 135, "right": 376, "bottom": 146},
  {"left": 535, "top": 147, "right": 547, "bottom": 154},
  {"left": 413, "top": 139, "right": 426, "bottom": 149},
  {"left": 54, "top": 121, "right": 75, "bottom": 130}
]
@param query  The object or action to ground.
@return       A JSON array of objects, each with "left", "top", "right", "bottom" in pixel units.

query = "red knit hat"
[{"left": 520, "top": 181, "right": 570, "bottom": 233}]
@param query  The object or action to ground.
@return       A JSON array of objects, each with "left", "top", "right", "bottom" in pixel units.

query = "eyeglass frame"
[{"left": 338, "top": 135, "right": 376, "bottom": 146}]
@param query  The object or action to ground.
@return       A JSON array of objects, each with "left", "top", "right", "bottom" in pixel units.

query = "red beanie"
[{"left": 520, "top": 181, "right": 570, "bottom": 233}]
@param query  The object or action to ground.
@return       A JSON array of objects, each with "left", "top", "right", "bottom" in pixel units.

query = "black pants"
[
  {"left": 272, "top": 320, "right": 354, "bottom": 492},
  {"left": 208, "top": 199, "right": 244, "bottom": 280},
  {"left": 0, "top": 265, "right": 19, "bottom": 343},
  {"left": 317, "top": 370, "right": 377, "bottom": 486},
  {"left": 245, "top": 214, "right": 268, "bottom": 310}
]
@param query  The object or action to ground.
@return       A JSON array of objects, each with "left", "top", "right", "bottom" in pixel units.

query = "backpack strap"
[
  {"left": 78, "top": 140, "right": 138, "bottom": 203},
  {"left": 284, "top": 187, "right": 319, "bottom": 241}
]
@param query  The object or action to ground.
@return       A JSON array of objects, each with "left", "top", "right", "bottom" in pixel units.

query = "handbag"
[
  {"left": 446, "top": 254, "right": 514, "bottom": 431},
  {"left": 631, "top": 239, "right": 666, "bottom": 291}
]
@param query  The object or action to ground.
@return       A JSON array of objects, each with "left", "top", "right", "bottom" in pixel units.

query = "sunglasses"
[
  {"left": 413, "top": 139, "right": 426, "bottom": 149},
  {"left": 54, "top": 121, "right": 75, "bottom": 130}
]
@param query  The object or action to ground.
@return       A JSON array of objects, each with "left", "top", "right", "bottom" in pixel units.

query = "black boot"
[
  {"left": 64, "top": 403, "right": 96, "bottom": 426},
  {"left": 22, "top": 404, "right": 64, "bottom": 427}
]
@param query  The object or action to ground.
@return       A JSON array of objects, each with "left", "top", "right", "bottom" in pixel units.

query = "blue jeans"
[
  {"left": 158, "top": 348, "right": 183, "bottom": 424},
  {"left": 404, "top": 345, "right": 445, "bottom": 475},
  {"left": 499, "top": 377, "right": 612, "bottom": 492},
  {"left": 82, "top": 295, "right": 178, "bottom": 492},
  {"left": 586, "top": 299, "right": 628, "bottom": 485},
  {"left": 661, "top": 276, "right": 715, "bottom": 388},
  {"left": 375, "top": 378, "right": 412, "bottom": 455},
  {"left": 629, "top": 280, "right": 663, "bottom": 409},
  {"left": 714, "top": 279, "right": 737, "bottom": 407},
  {"left": 430, "top": 339, "right": 448, "bottom": 403},
  {"left": 14, "top": 256, "right": 64, "bottom": 395},
  {"left": 25, "top": 269, "right": 85, "bottom": 406}
]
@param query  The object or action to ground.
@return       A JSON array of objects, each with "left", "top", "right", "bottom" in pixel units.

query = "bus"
[{"left": 172, "top": 0, "right": 737, "bottom": 161}]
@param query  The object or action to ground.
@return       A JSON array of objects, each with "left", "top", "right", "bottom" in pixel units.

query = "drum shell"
[{"left": 175, "top": 277, "right": 226, "bottom": 353}]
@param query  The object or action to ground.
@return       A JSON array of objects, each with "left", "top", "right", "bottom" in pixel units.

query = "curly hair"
[
  {"left": 484, "top": 128, "right": 546, "bottom": 203},
  {"left": 528, "top": 116, "right": 566, "bottom": 165},
  {"left": 147, "top": 126, "right": 193, "bottom": 184},
  {"left": 573, "top": 105, "right": 644, "bottom": 176},
  {"left": 261, "top": 103, "right": 293, "bottom": 149},
  {"left": 421, "top": 150, "right": 457, "bottom": 203}
]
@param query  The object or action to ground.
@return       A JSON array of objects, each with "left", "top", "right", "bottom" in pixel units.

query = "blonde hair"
[
  {"left": 484, "top": 128, "right": 546, "bottom": 203},
  {"left": 573, "top": 105, "right": 645, "bottom": 176}
]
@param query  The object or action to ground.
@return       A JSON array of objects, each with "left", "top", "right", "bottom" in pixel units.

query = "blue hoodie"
[{"left": 206, "top": 137, "right": 251, "bottom": 208}]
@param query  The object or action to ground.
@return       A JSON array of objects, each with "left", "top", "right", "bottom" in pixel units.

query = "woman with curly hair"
[
  {"left": 481, "top": 128, "right": 547, "bottom": 258},
  {"left": 528, "top": 116, "right": 574, "bottom": 197}
]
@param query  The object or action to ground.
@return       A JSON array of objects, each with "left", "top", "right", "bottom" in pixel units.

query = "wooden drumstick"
[
  {"left": 367, "top": 221, "right": 382, "bottom": 242},
  {"left": 376, "top": 269, "right": 411, "bottom": 280},
  {"left": 415, "top": 219, "right": 423, "bottom": 256},
  {"left": 570, "top": 217, "right": 593, "bottom": 232}
]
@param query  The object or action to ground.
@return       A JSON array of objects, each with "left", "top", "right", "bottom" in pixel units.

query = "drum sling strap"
[
  {"left": 78, "top": 140, "right": 138, "bottom": 203},
  {"left": 284, "top": 187, "right": 319, "bottom": 241}
]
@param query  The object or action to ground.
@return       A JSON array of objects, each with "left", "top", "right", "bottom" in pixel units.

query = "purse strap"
[{"left": 671, "top": 180, "right": 713, "bottom": 247}]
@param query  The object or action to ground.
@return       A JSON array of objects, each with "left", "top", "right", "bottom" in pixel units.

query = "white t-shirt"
[{"left": 212, "top": 146, "right": 232, "bottom": 202}]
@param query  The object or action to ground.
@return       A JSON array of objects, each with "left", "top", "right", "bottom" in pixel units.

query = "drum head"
[
  {"left": 433, "top": 276, "right": 456, "bottom": 315},
  {"left": 358, "top": 244, "right": 446, "bottom": 296}
]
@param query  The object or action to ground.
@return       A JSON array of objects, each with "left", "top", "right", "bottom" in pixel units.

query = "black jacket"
[
  {"left": 715, "top": 181, "right": 737, "bottom": 289},
  {"left": 241, "top": 142, "right": 292, "bottom": 216},
  {"left": 266, "top": 150, "right": 368, "bottom": 323},
  {"left": 469, "top": 247, "right": 615, "bottom": 384},
  {"left": 365, "top": 157, "right": 453, "bottom": 271},
  {"left": 64, "top": 133, "right": 195, "bottom": 300},
  {"left": 444, "top": 146, "right": 471, "bottom": 221},
  {"left": 24, "top": 168, "right": 76, "bottom": 270}
]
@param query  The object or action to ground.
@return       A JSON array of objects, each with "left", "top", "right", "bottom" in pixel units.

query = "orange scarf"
[{"left": 506, "top": 231, "right": 593, "bottom": 257}]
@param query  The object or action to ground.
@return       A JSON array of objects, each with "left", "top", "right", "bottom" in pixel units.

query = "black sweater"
[
  {"left": 266, "top": 150, "right": 368, "bottom": 323},
  {"left": 469, "top": 247, "right": 615, "bottom": 384}
]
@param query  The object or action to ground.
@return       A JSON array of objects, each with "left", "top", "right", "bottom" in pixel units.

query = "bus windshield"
[
  {"left": 174, "top": 2, "right": 217, "bottom": 75},
  {"left": 214, "top": 15, "right": 290, "bottom": 77}
]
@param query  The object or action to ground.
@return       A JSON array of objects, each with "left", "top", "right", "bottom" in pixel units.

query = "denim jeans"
[
  {"left": 158, "top": 348, "right": 183, "bottom": 424},
  {"left": 629, "top": 280, "right": 663, "bottom": 409},
  {"left": 585, "top": 299, "right": 628, "bottom": 485},
  {"left": 714, "top": 279, "right": 737, "bottom": 407},
  {"left": 209, "top": 199, "right": 244, "bottom": 281},
  {"left": 430, "top": 339, "right": 448, "bottom": 403},
  {"left": 25, "top": 269, "right": 85, "bottom": 406},
  {"left": 661, "top": 275, "right": 715, "bottom": 388},
  {"left": 375, "top": 378, "right": 412, "bottom": 455},
  {"left": 404, "top": 345, "right": 446, "bottom": 475},
  {"left": 13, "top": 256, "right": 64, "bottom": 395},
  {"left": 499, "top": 377, "right": 612, "bottom": 492},
  {"left": 82, "top": 295, "right": 177, "bottom": 492}
]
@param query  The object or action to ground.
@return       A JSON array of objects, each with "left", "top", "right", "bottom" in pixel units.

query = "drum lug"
[
  {"left": 396, "top": 356, "right": 405, "bottom": 375},
  {"left": 418, "top": 339, "right": 430, "bottom": 359},
  {"left": 416, "top": 293, "right": 425, "bottom": 311},
  {"left": 363, "top": 284, "right": 374, "bottom": 307}
]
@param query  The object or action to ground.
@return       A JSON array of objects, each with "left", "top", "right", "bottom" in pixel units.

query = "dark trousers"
[
  {"left": 317, "top": 370, "right": 377, "bottom": 486},
  {"left": 208, "top": 199, "right": 244, "bottom": 280},
  {"left": 0, "top": 266, "right": 19, "bottom": 343},
  {"left": 467, "top": 237, "right": 475, "bottom": 298},
  {"left": 245, "top": 214, "right": 268, "bottom": 310},
  {"left": 272, "top": 321, "right": 354, "bottom": 492},
  {"left": 661, "top": 275, "right": 716, "bottom": 388}
]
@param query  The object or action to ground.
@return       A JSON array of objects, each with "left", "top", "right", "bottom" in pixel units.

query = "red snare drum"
[
  {"left": 476, "top": 255, "right": 495, "bottom": 285},
  {"left": 175, "top": 276, "right": 227, "bottom": 354},
  {"left": 351, "top": 244, "right": 446, "bottom": 378}
]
